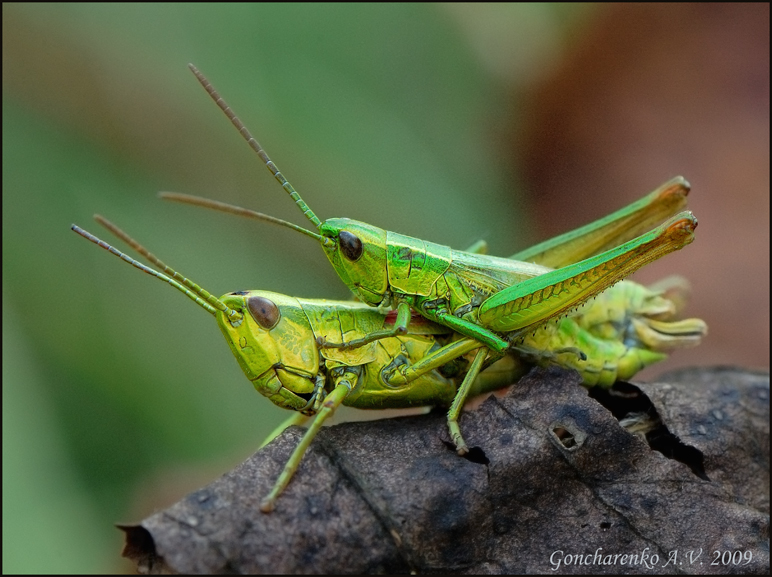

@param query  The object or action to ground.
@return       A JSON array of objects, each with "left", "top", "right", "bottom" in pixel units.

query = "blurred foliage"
[{"left": 2, "top": 4, "right": 584, "bottom": 572}]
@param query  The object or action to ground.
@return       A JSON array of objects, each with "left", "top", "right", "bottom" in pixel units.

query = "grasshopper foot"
[
  {"left": 260, "top": 497, "right": 275, "bottom": 514},
  {"left": 448, "top": 421, "right": 469, "bottom": 455}
]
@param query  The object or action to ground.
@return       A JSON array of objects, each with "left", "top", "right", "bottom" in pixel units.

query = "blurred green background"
[{"left": 3, "top": 4, "right": 767, "bottom": 573}]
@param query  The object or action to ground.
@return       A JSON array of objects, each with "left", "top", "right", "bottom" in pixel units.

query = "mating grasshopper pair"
[{"left": 72, "top": 66, "right": 705, "bottom": 513}]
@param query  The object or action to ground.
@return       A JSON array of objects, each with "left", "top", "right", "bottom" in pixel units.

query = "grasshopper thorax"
[
  {"left": 216, "top": 291, "right": 321, "bottom": 412},
  {"left": 319, "top": 218, "right": 389, "bottom": 306}
]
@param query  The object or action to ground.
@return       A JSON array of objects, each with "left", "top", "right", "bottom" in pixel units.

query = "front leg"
[
  {"left": 318, "top": 301, "right": 412, "bottom": 350},
  {"left": 259, "top": 412, "right": 311, "bottom": 449}
]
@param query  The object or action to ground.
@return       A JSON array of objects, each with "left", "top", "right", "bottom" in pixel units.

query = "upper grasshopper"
[
  {"left": 168, "top": 63, "right": 699, "bottom": 453},
  {"left": 176, "top": 65, "right": 698, "bottom": 365},
  {"left": 72, "top": 217, "right": 705, "bottom": 511}
]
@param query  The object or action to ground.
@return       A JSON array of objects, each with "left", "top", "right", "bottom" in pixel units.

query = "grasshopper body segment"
[
  {"left": 385, "top": 231, "right": 453, "bottom": 296},
  {"left": 520, "top": 278, "right": 706, "bottom": 387}
]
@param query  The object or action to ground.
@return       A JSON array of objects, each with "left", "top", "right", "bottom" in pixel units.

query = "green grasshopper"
[
  {"left": 168, "top": 66, "right": 698, "bottom": 453},
  {"left": 159, "top": 193, "right": 703, "bottom": 391},
  {"left": 72, "top": 217, "right": 705, "bottom": 511},
  {"left": 162, "top": 175, "right": 696, "bottom": 455},
  {"left": 181, "top": 64, "right": 696, "bottom": 354}
]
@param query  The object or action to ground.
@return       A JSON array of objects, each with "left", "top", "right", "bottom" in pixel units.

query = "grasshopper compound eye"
[
  {"left": 339, "top": 230, "right": 363, "bottom": 261},
  {"left": 248, "top": 296, "right": 281, "bottom": 330}
]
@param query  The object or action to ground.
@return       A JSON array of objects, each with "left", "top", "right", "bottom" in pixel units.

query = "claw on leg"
[{"left": 449, "top": 421, "right": 469, "bottom": 456}]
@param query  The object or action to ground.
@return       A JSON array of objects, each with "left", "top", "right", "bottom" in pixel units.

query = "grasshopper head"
[
  {"left": 71, "top": 220, "right": 326, "bottom": 414},
  {"left": 319, "top": 218, "right": 389, "bottom": 306},
  {"left": 217, "top": 291, "right": 322, "bottom": 412}
]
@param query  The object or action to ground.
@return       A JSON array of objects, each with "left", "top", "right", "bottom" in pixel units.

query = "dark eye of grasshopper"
[
  {"left": 339, "top": 231, "right": 363, "bottom": 261},
  {"left": 247, "top": 296, "right": 281, "bottom": 330}
]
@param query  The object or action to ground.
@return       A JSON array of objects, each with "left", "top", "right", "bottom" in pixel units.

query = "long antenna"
[
  {"left": 72, "top": 221, "right": 242, "bottom": 324},
  {"left": 158, "top": 192, "right": 324, "bottom": 243},
  {"left": 188, "top": 64, "right": 327, "bottom": 239},
  {"left": 93, "top": 215, "right": 240, "bottom": 323}
]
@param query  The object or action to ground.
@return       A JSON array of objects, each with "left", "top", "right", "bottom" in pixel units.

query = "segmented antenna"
[
  {"left": 188, "top": 64, "right": 324, "bottom": 231},
  {"left": 92, "top": 215, "right": 243, "bottom": 323},
  {"left": 158, "top": 192, "right": 324, "bottom": 243},
  {"left": 92, "top": 214, "right": 241, "bottom": 322},
  {"left": 72, "top": 221, "right": 242, "bottom": 324}
]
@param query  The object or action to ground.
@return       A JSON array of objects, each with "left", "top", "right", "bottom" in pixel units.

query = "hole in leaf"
[
  {"left": 589, "top": 382, "right": 710, "bottom": 481},
  {"left": 441, "top": 441, "right": 489, "bottom": 465},
  {"left": 463, "top": 446, "right": 489, "bottom": 465},
  {"left": 553, "top": 427, "right": 577, "bottom": 449}
]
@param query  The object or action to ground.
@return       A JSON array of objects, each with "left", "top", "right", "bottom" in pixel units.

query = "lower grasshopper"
[{"left": 72, "top": 217, "right": 705, "bottom": 512}]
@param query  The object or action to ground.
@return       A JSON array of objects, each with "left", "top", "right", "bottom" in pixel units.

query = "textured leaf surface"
[{"left": 122, "top": 366, "right": 770, "bottom": 574}]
